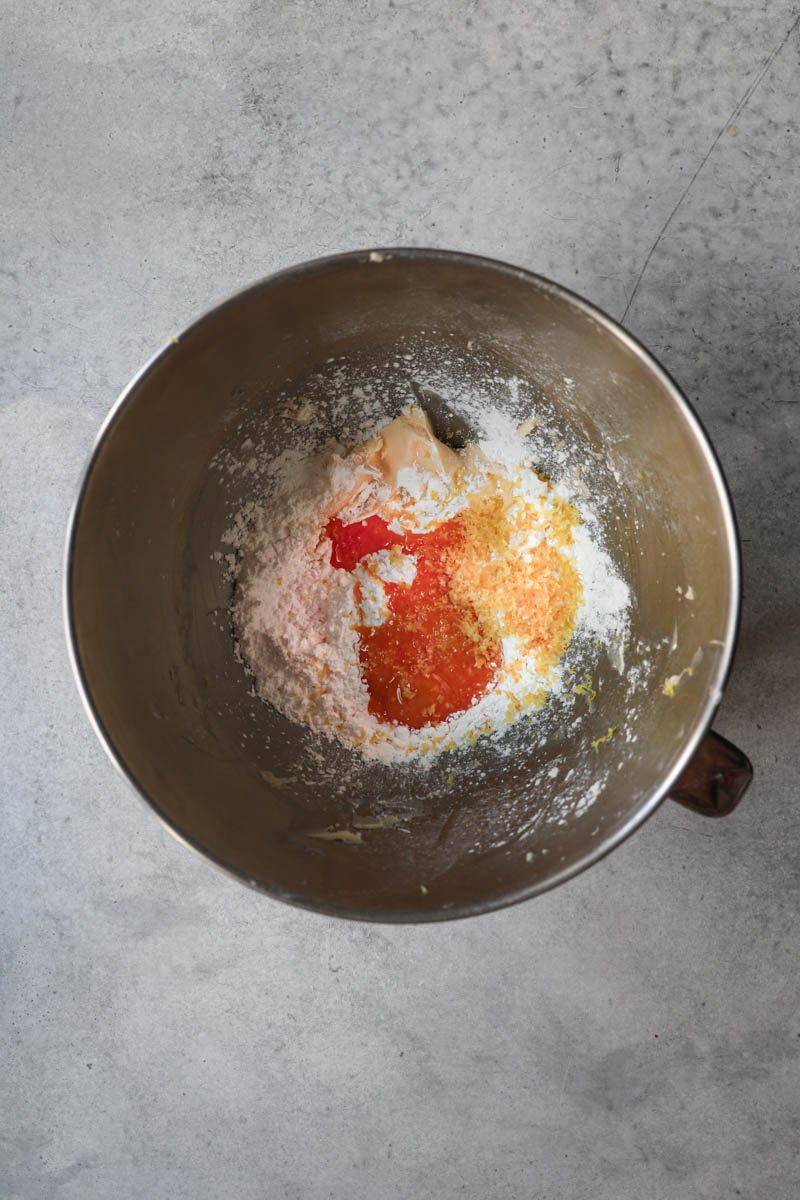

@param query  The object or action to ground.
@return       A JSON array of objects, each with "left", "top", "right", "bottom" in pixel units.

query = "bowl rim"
[{"left": 63, "top": 246, "right": 743, "bottom": 923}]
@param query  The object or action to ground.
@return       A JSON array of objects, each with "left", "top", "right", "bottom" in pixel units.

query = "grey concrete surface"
[{"left": 3, "top": 1, "right": 799, "bottom": 1197}]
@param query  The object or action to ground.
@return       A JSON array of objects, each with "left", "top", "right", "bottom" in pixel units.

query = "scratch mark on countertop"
[{"left": 620, "top": 13, "right": 800, "bottom": 324}]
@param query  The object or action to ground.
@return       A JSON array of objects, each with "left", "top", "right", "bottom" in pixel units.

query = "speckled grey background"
[{"left": 3, "top": 2, "right": 799, "bottom": 1197}]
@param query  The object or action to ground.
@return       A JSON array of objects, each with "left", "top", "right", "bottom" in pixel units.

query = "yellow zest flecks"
[
  {"left": 260, "top": 770, "right": 297, "bottom": 787},
  {"left": 591, "top": 726, "right": 617, "bottom": 750},
  {"left": 572, "top": 672, "right": 597, "bottom": 703},
  {"left": 662, "top": 666, "right": 694, "bottom": 697},
  {"left": 443, "top": 482, "right": 583, "bottom": 676},
  {"left": 307, "top": 829, "right": 363, "bottom": 844}
]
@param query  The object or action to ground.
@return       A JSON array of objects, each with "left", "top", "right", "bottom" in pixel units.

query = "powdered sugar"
[{"left": 570, "top": 522, "right": 631, "bottom": 645}]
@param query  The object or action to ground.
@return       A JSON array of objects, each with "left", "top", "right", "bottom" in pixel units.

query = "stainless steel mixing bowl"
[{"left": 64, "top": 249, "right": 751, "bottom": 921}]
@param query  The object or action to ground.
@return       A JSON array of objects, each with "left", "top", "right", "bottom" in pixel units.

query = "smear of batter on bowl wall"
[{"left": 227, "top": 398, "right": 631, "bottom": 765}]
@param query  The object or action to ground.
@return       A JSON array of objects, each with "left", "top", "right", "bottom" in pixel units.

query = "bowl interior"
[{"left": 67, "top": 252, "right": 738, "bottom": 919}]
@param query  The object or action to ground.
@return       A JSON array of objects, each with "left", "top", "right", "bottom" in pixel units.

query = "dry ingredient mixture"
[{"left": 230, "top": 400, "right": 631, "bottom": 764}]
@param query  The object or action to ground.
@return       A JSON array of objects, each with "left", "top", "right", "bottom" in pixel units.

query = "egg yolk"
[{"left": 326, "top": 514, "right": 500, "bottom": 729}]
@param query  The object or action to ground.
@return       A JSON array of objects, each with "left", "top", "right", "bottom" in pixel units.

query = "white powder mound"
[
  {"left": 229, "top": 402, "right": 631, "bottom": 766},
  {"left": 570, "top": 522, "right": 630, "bottom": 645},
  {"left": 354, "top": 548, "right": 417, "bottom": 626}
]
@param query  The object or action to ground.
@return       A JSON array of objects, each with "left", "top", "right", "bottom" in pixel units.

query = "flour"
[{"left": 227, "top": 395, "right": 630, "bottom": 767}]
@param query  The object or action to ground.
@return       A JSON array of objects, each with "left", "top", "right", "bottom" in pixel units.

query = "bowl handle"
[{"left": 668, "top": 730, "right": 753, "bottom": 817}]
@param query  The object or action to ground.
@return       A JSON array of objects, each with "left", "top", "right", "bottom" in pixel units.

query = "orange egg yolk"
[{"left": 326, "top": 514, "right": 501, "bottom": 729}]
